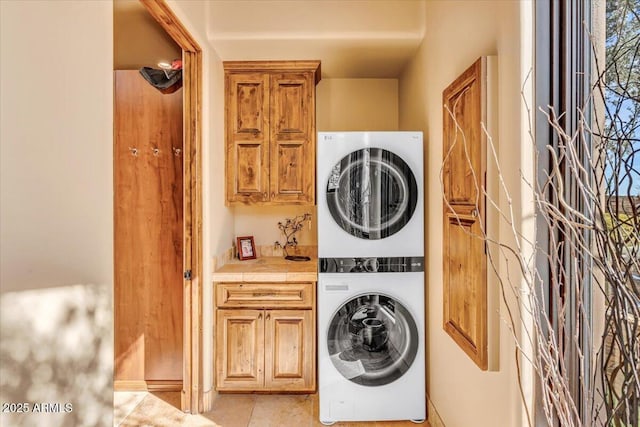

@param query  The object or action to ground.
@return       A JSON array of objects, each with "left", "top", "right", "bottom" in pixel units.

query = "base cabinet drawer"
[{"left": 216, "top": 282, "right": 314, "bottom": 309}]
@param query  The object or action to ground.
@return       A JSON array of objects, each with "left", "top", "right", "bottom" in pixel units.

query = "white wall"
[
  {"left": 1, "top": 1, "right": 114, "bottom": 294},
  {"left": 317, "top": 78, "right": 399, "bottom": 131},
  {"left": 399, "top": 1, "right": 534, "bottom": 426},
  {"left": 0, "top": 1, "right": 114, "bottom": 426},
  {"left": 234, "top": 205, "right": 318, "bottom": 248}
]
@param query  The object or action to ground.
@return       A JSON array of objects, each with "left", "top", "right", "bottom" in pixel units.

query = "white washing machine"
[
  {"left": 318, "top": 258, "right": 426, "bottom": 425},
  {"left": 317, "top": 132, "right": 424, "bottom": 258}
]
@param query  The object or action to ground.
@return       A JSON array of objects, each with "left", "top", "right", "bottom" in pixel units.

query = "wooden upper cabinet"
[
  {"left": 442, "top": 57, "right": 489, "bottom": 370},
  {"left": 224, "top": 61, "right": 320, "bottom": 205}
]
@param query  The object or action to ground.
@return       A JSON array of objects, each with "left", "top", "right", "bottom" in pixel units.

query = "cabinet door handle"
[
  {"left": 258, "top": 312, "right": 262, "bottom": 319},
  {"left": 271, "top": 192, "right": 275, "bottom": 198},
  {"left": 266, "top": 313, "right": 270, "bottom": 320},
  {"left": 263, "top": 192, "right": 267, "bottom": 200}
]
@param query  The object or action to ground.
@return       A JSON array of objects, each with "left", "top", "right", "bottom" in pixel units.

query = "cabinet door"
[
  {"left": 442, "top": 58, "right": 488, "bottom": 370},
  {"left": 264, "top": 310, "right": 315, "bottom": 391},
  {"left": 226, "top": 72, "right": 270, "bottom": 204},
  {"left": 215, "top": 309, "right": 265, "bottom": 391},
  {"left": 269, "top": 72, "right": 315, "bottom": 204}
]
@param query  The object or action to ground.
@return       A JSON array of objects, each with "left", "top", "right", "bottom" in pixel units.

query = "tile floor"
[{"left": 114, "top": 392, "right": 431, "bottom": 427}]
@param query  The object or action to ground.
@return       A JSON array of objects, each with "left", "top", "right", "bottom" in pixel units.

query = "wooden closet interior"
[{"left": 113, "top": 0, "right": 184, "bottom": 391}]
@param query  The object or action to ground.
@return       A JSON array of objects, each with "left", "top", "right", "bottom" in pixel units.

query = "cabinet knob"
[
  {"left": 263, "top": 192, "right": 267, "bottom": 200},
  {"left": 271, "top": 192, "right": 275, "bottom": 198}
]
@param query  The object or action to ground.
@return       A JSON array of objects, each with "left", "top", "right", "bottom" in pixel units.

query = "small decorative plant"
[{"left": 274, "top": 213, "right": 312, "bottom": 261}]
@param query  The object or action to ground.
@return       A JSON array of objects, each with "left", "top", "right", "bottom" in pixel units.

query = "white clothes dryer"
[
  {"left": 318, "top": 257, "right": 426, "bottom": 425},
  {"left": 317, "top": 132, "right": 424, "bottom": 258}
]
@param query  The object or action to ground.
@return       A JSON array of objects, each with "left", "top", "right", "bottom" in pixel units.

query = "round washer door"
[
  {"left": 327, "top": 293, "right": 419, "bottom": 386},
  {"left": 326, "top": 148, "right": 418, "bottom": 240}
]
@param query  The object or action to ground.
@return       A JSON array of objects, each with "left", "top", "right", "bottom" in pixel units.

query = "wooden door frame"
[{"left": 139, "top": 0, "right": 203, "bottom": 414}]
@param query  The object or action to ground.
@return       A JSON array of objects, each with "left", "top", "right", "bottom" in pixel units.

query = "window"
[{"left": 535, "top": 1, "right": 639, "bottom": 425}]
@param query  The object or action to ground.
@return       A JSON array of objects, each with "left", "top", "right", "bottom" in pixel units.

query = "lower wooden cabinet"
[{"left": 215, "top": 282, "right": 316, "bottom": 392}]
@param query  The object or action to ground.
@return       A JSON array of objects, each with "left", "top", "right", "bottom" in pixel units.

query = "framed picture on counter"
[{"left": 237, "top": 236, "right": 256, "bottom": 260}]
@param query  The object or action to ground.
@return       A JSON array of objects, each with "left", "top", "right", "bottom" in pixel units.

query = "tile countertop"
[{"left": 212, "top": 256, "right": 318, "bottom": 282}]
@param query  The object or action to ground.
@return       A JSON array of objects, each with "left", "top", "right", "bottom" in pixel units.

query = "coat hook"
[
  {"left": 129, "top": 147, "right": 138, "bottom": 157},
  {"left": 152, "top": 147, "right": 160, "bottom": 157},
  {"left": 173, "top": 147, "right": 182, "bottom": 157}
]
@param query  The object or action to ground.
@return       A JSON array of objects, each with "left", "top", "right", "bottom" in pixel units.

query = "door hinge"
[{"left": 184, "top": 270, "right": 192, "bottom": 281}]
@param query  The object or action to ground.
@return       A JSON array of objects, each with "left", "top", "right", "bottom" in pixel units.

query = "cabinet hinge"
[{"left": 184, "top": 270, "right": 192, "bottom": 281}]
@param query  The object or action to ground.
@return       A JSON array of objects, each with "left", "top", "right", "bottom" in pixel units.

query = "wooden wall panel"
[
  {"left": 442, "top": 58, "right": 488, "bottom": 370},
  {"left": 114, "top": 70, "right": 183, "bottom": 385}
]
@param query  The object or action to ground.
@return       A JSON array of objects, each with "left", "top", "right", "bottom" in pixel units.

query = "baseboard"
[
  {"left": 114, "top": 380, "right": 148, "bottom": 392},
  {"left": 146, "top": 380, "right": 183, "bottom": 391},
  {"left": 114, "top": 380, "right": 183, "bottom": 392},
  {"left": 427, "top": 395, "right": 446, "bottom": 427}
]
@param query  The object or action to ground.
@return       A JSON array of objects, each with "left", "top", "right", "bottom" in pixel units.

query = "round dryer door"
[
  {"left": 327, "top": 293, "right": 419, "bottom": 386},
  {"left": 326, "top": 148, "right": 418, "bottom": 239}
]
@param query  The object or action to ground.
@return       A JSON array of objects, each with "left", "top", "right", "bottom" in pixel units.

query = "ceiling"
[
  {"left": 206, "top": 0, "right": 427, "bottom": 78},
  {"left": 113, "top": 0, "right": 426, "bottom": 78}
]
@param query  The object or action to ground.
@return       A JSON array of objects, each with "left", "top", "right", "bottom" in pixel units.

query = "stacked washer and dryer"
[{"left": 317, "top": 131, "right": 426, "bottom": 425}]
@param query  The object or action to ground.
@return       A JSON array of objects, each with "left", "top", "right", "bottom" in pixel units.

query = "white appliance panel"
[
  {"left": 317, "top": 132, "right": 424, "bottom": 258},
  {"left": 318, "top": 272, "right": 425, "bottom": 424}
]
